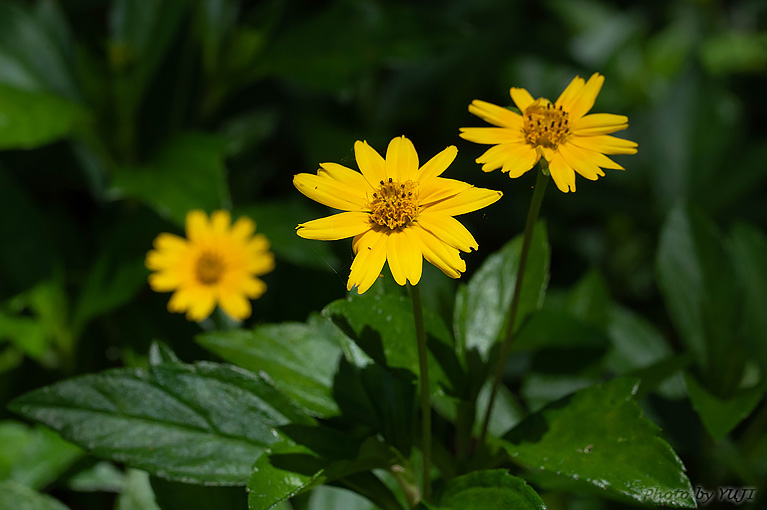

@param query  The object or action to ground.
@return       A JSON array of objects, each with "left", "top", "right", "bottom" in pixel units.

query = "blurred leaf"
[
  {"left": 10, "top": 362, "right": 313, "bottom": 485},
  {"left": 438, "top": 470, "right": 546, "bottom": 510},
  {"left": 683, "top": 373, "right": 763, "bottom": 442},
  {"left": 0, "top": 85, "right": 85, "bottom": 150},
  {"left": 0, "top": 421, "right": 82, "bottom": 490},
  {"left": 513, "top": 309, "right": 609, "bottom": 353},
  {"left": 116, "top": 470, "right": 161, "bottom": 510},
  {"left": 148, "top": 341, "right": 181, "bottom": 366},
  {"left": 111, "top": 133, "right": 229, "bottom": 225},
  {"left": 196, "top": 0, "right": 239, "bottom": 74},
  {"left": 0, "top": 312, "right": 48, "bottom": 361},
  {"left": 474, "top": 383, "right": 524, "bottom": 437},
  {"left": 565, "top": 270, "right": 610, "bottom": 328},
  {"left": 0, "top": 2, "right": 79, "bottom": 99},
  {"left": 520, "top": 374, "right": 597, "bottom": 412},
  {"left": 308, "top": 485, "right": 374, "bottom": 510},
  {"left": 219, "top": 108, "right": 276, "bottom": 157},
  {"left": 701, "top": 31, "right": 767, "bottom": 75},
  {"left": 151, "top": 476, "right": 246, "bottom": 510},
  {"left": 453, "top": 222, "right": 549, "bottom": 361},
  {"left": 65, "top": 461, "right": 124, "bottom": 493},
  {"left": 0, "top": 481, "right": 69, "bottom": 510},
  {"left": 501, "top": 378, "right": 695, "bottom": 507},
  {"left": 323, "top": 292, "right": 453, "bottom": 393},
  {"left": 197, "top": 315, "right": 364, "bottom": 417},
  {"left": 237, "top": 200, "right": 341, "bottom": 272},
  {"left": 656, "top": 203, "right": 741, "bottom": 389},
  {"left": 728, "top": 223, "right": 767, "bottom": 375}
]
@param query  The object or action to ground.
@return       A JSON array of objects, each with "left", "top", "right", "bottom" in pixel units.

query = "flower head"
[
  {"left": 294, "top": 136, "right": 502, "bottom": 294},
  {"left": 146, "top": 210, "right": 274, "bottom": 322},
  {"left": 460, "top": 73, "right": 637, "bottom": 192}
]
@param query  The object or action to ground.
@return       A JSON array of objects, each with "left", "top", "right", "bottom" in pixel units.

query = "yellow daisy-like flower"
[
  {"left": 146, "top": 210, "right": 275, "bottom": 322},
  {"left": 460, "top": 72, "right": 638, "bottom": 192},
  {"left": 294, "top": 136, "right": 503, "bottom": 294}
]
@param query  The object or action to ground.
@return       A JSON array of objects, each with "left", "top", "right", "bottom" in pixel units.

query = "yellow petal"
[
  {"left": 474, "top": 142, "right": 538, "bottom": 174},
  {"left": 419, "top": 177, "right": 472, "bottom": 206},
  {"left": 510, "top": 87, "right": 535, "bottom": 112},
  {"left": 459, "top": 127, "right": 524, "bottom": 145},
  {"left": 386, "top": 229, "right": 423, "bottom": 286},
  {"left": 187, "top": 289, "right": 217, "bottom": 322},
  {"left": 417, "top": 213, "right": 478, "bottom": 253},
  {"left": 555, "top": 75, "right": 586, "bottom": 112},
  {"left": 293, "top": 173, "right": 367, "bottom": 211},
  {"left": 411, "top": 226, "right": 465, "bottom": 278},
  {"left": 421, "top": 186, "right": 503, "bottom": 217},
  {"left": 468, "top": 100, "right": 523, "bottom": 129},
  {"left": 297, "top": 212, "right": 371, "bottom": 241},
  {"left": 548, "top": 152, "right": 577, "bottom": 193},
  {"left": 418, "top": 145, "right": 457, "bottom": 184},
  {"left": 385, "top": 136, "right": 419, "bottom": 182},
  {"left": 218, "top": 289, "right": 252, "bottom": 321},
  {"left": 244, "top": 250, "right": 275, "bottom": 275},
  {"left": 186, "top": 210, "right": 209, "bottom": 242},
  {"left": 347, "top": 229, "right": 387, "bottom": 294},
  {"left": 569, "top": 134, "right": 638, "bottom": 155},
  {"left": 319, "top": 162, "right": 371, "bottom": 191},
  {"left": 152, "top": 232, "right": 188, "bottom": 253},
  {"left": 231, "top": 216, "right": 256, "bottom": 241},
  {"left": 354, "top": 140, "right": 387, "bottom": 187},
  {"left": 557, "top": 143, "right": 605, "bottom": 181},
  {"left": 148, "top": 270, "right": 182, "bottom": 292},
  {"left": 571, "top": 113, "right": 628, "bottom": 136},
  {"left": 210, "top": 210, "right": 231, "bottom": 236},
  {"left": 566, "top": 73, "right": 604, "bottom": 120}
]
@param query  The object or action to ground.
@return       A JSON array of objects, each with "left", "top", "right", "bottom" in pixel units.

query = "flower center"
[
  {"left": 369, "top": 178, "right": 419, "bottom": 229},
  {"left": 523, "top": 99, "right": 571, "bottom": 149},
  {"left": 195, "top": 251, "right": 225, "bottom": 285}
]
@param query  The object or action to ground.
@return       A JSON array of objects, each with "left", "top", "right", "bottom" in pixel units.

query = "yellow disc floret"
[
  {"left": 523, "top": 98, "right": 571, "bottom": 149},
  {"left": 195, "top": 251, "right": 225, "bottom": 285},
  {"left": 369, "top": 178, "right": 419, "bottom": 229}
]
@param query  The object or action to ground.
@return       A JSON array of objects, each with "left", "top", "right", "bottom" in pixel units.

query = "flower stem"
[
  {"left": 479, "top": 166, "right": 549, "bottom": 445},
  {"left": 409, "top": 282, "right": 431, "bottom": 503}
]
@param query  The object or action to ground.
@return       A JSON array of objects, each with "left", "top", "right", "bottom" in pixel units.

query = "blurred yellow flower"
[
  {"left": 294, "top": 136, "right": 502, "bottom": 294},
  {"left": 146, "top": 210, "right": 274, "bottom": 322},
  {"left": 460, "top": 73, "right": 637, "bottom": 192}
]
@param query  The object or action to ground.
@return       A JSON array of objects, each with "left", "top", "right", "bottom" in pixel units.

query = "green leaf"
[
  {"left": 111, "top": 133, "right": 229, "bottom": 226},
  {"left": 151, "top": 476, "right": 247, "bottom": 510},
  {"left": 501, "top": 378, "right": 695, "bottom": 507},
  {"left": 0, "top": 421, "right": 82, "bottom": 490},
  {"left": 656, "top": 204, "right": 741, "bottom": 385},
  {"left": 728, "top": 222, "right": 767, "bottom": 375},
  {"left": 0, "top": 481, "right": 70, "bottom": 510},
  {"left": 0, "top": 85, "right": 85, "bottom": 150},
  {"left": 565, "top": 269, "right": 610, "bottom": 328},
  {"left": 237, "top": 201, "right": 341, "bottom": 272},
  {"left": 0, "top": 312, "right": 49, "bottom": 361},
  {"left": 322, "top": 292, "right": 453, "bottom": 393},
  {"left": 683, "top": 373, "right": 764, "bottom": 441},
  {"left": 437, "top": 470, "right": 546, "bottom": 510},
  {"left": 453, "top": 221, "right": 549, "bottom": 361},
  {"left": 198, "top": 316, "right": 362, "bottom": 417},
  {"left": 10, "top": 362, "right": 312, "bottom": 485},
  {"left": 116, "top": 470, "right": 161, "bottom": 510},
  {"left": 64, "top": 462, "right": 124, "bottom": 493},
  {"left": 148, "top": 341, "right": 181, "bottom": 366}
]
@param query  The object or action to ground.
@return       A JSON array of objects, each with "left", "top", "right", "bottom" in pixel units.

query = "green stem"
[
  {"left": 409, "top": 282, "right": 431, "bottom": 503},
  {"left": 479, "top": 166, "right": 549, "bottom": 445}
]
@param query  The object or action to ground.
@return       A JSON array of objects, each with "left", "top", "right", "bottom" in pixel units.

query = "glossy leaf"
[
  {"left": 10, "top": 362, "right": 312, "bottom": 485},
  {"left": 501, "top": 378, "right": 695, "bottom": 507},
  {"left": 683, "top": 373, "right": 764, "bottom": 441},
  {"left": 438, "top": 470, "right": 547, "bottom": 510},
  {"left": 198, "top": 315, "right": 363, "bottom": 417},
  {"left": 0, "top": 481, "right": 69, "bottom": 510},
  {"left": 453, "top": 222, "right": 549, "bottom": 361},
  {"left": 0, "top": 85, "right": 84, "bottom": 150},
  {"left": 111, "top": 133, "right": 229, "bottom": 226}
]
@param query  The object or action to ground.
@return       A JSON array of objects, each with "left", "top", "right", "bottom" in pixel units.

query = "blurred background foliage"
[{"left": 0, "top": 0, "right": 766, "bottom": 508}]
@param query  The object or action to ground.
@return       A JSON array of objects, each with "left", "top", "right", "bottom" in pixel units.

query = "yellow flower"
[
  {"left": 460, "top": 73, "right": 638, "bottom": 192},
  {"left": 146, "top": 210, "right": 274, "bottom": 322},
  {"left": 294, "top": 136, "right": 502, "bottom": 294}
]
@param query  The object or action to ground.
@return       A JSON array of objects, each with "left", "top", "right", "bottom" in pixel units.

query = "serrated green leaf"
[
  {"left": 322, "top": 292, "right": 453, "bottom": 393},
  {"left": 683, "top": 373, "right": 764, "bottom": 441},
  {"left": 10, "top": 362, "right": 312, "bottom": 485},
  {"left": 0, "top": 481, "right": 70, "bottom": 510},
  {"left": 197, "top": 317, "right": 355, "bottom": 417},
  {"left": 0, "top": 85, "right": 85, "bottom": 150},
  {"left": 438, "top": 470, "right": 546, "bottom": 510},
  {"left": 0, "top": 421, "right": 82, "bottom": 490},
  {"left": 111, "top": 133, "right": 229, "bottom": 226},
  {"left": 453, "top": 222, "right": 549, "bottom": 361},
  {"left": 501, "top": 378, "right": 695, "bottom": 507}
]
